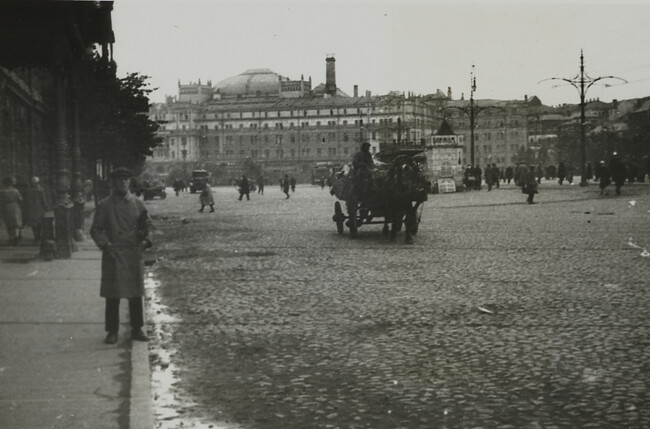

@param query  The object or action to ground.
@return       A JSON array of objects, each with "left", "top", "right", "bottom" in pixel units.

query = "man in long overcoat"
[
  {"left": 609, "top": 153, "right": 627, "bottom": 196},
  {"left": 473, "top": 165, "right": 482, "bottom": 190},
  {"left": 557, "top": 162, "right": 567, "bottom": 185},
  {"left": 281, "top": 174, "right": 290, "bottom": 199},
  {"left": 521, "top": 164, "right": 539, "bottom": 204},
  {"left": 596, "top": 160, "right": 611, "bottom": 195},
  {"left": 238, "top": 175, "right": 250, "bottom": 201},
  {"left": 199, "top": 184, "right": 215, "bottom": 212},
  {"left": 505, "top": 165, "right": 514, "bottom": 184},
  {"left": 90, "top": 168, "right": 153, "bottom": 344}
]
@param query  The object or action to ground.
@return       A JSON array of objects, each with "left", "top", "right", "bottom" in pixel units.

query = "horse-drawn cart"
[{"left": 330, "top": 150, "right": 429, "bottom": 244}]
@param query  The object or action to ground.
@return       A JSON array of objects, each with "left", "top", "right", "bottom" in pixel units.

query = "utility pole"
[{"left": 540, "top": 50, "right": 626, "bottom": 186}]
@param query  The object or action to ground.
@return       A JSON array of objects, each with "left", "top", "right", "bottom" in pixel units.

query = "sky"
[{"left": 111, "top": 1, "right": 650, "bottom": 107}]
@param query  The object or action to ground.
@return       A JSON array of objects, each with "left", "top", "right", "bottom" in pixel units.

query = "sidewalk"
[{"left": 0, "top": 211, "right": 153, "bottom": 428}]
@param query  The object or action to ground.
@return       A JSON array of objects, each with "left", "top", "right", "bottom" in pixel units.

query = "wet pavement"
[
  {"left": 0, "top": 205, "right": 153, "bottom": 429},
  {"left": 144, "top": 181, "right": 650, "bottom": 429}
]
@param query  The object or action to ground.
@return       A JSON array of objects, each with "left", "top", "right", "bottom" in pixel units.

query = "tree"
[
  {"left": 556, "top": 128, "right": 581, "bottom": 166},
  {"left": 77, "top": 54, "right": 162, "bottom": 172},
  {"left": 588, "top": 128, "right": 647, "bottom": 163}
]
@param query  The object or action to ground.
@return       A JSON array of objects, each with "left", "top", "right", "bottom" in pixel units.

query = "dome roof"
[{"left": 215, "top": 68, "right": 281, "bottom": 97}]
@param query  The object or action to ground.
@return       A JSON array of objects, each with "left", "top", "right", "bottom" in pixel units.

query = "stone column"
[
  {"left": 70, "top": 95, "right": 85, "bottom": 242},
  {"left": 53, "top": 71, "right": 73, "bottom": 258}
]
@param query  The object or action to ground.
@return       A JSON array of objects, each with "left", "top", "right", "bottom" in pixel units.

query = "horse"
[{"left": 345, "top": 155, "right": 428, "bottom": 244}]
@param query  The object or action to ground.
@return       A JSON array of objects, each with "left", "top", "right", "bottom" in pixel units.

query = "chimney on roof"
[
  {"left": 447, "top": 87, "right": 452, "bottom": 100},
  {"left": 325, "top": 56, "right": 336, "bottom": 96},
  {"left": 354, "top": 85, "right": 358, "bottom": 98},
  {"left": 366, "top": 90, "right": 371, "bottom": 97},
  {"left": 524, "top": 94, "right": 528, "bottom": 102}
]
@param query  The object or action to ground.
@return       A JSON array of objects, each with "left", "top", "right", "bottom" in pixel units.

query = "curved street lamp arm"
[
  {"left": 439, "top": 105, "right": 471, "bottom": 117},
  {"left": 538, "top": 77, "right": 580, "bottom": 91},
  {"left": 586, "top": 75, "right": 628, "bottom": 91}
]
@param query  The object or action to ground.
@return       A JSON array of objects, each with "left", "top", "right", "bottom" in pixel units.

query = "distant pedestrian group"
[
  {"left": 1, "top": 175, "right": 51, "bottom": 246},
  {"left": 173, "top": 179, "right": 187, "bottom": 196}
]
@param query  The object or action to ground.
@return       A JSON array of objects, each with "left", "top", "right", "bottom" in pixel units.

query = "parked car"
[{"left": 133, "top": 180, "right": 167, "bottom": 200}]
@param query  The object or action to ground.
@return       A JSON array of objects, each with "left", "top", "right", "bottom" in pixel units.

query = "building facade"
[
  {"left": 148, "top": 57, "right": 439, "bottom": 182},
  {"left": 430, "top": 95, "right": 546, "bottom": 170},
  {"left": 147, "top": 57, "right": 649, "bottom": 182}
]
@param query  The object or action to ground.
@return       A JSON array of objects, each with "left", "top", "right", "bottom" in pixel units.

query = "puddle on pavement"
[{"left": 146, "top": 272, "right": 239, "bottom": 429}]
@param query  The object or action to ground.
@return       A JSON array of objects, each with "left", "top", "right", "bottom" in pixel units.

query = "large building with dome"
[{"left": 147, "top": 56, "right": 544, "bottom": 183}]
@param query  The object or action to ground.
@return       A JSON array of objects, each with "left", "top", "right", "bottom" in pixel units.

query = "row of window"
[
  {"left": 468, "top": 130, "right": 521, "bottom": 141},
  {"left": 204, "top": 147, "right": 351, "bottom": 159},
  {"left": 217, "top": 131, "right": 380, "bottom": 146},
  {"left": 163, "top": 150, "right": 189, "bottom": 160},
  {"left": 452, "top": 120, "right": 521, "bottom": 128},
  {"left": 153, "top": 148, "right": 353, "bottom": 160},
  {"left": 165, "top": 118, "right": 409, "bottom": 132},
  {"left": 164, "top": 107, "right": 380, "bottom": 122},
  {"left": 166, "top": 130, "right": 383, "bottom": 147},
  {"left": 475, "top": 143, "right": 525, "bottom": 153}
]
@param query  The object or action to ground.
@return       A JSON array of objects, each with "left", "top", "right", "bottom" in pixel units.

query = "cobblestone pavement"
[{"left": 145, "top": 181, "right": 650, "bottom": 429}]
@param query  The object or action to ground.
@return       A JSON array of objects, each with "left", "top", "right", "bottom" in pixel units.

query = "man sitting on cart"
[
  {"left": 352, "top": 142, "right": 376, "bottom": 197},
  {"left": 353, "top": 142, "right": 374, "bottom": 170}
]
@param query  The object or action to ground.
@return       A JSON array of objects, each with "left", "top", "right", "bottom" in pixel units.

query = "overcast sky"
[{"left": 111, "top": 1, "right": 650, "bottom": 107}]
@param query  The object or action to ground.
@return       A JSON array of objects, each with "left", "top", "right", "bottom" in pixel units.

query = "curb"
[
  {"left": 89, "top": 203, "right": 155, "bottom": 429},
  {"left": 130, "top": 341, "right": 154, "bottom": 429}
]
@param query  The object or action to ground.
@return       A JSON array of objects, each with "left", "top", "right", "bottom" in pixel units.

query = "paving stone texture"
[{"left": 144, "top": 181, "right": 650, "bottom": 429}]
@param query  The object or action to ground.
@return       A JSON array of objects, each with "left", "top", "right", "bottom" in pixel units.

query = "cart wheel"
[{"left": 334, "top": 201, "right": 344, "bottom": 235}]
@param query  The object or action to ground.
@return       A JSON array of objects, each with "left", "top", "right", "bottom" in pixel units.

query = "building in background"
[
  {"left": 147, "top": 57, "right": 650, "bottom": 184},
  {"left": 148, "top": 57, "right": 438, "bottom": 183}
]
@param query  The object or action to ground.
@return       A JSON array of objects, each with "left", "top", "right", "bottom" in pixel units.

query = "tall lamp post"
[
  {"left": 540, "top": 50, "right": 626, "bottom": 186},
  {"left": 442, "top": 65, "right": 503, "bottom": 167},
  {"left": 469, "top": 69, "right": 476, "bottom": 166}
]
